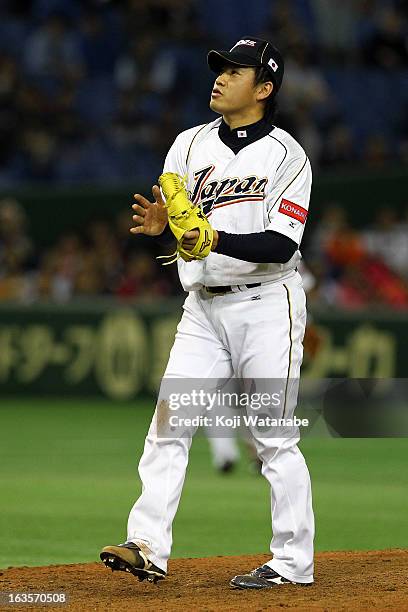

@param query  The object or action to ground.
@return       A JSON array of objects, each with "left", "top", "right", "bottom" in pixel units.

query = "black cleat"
[
  {"left": 100, "top": 542, "right": 166, "bottom": 584},
  {"left": 230, "top": 564, "right": 310, "bottom": 589}
]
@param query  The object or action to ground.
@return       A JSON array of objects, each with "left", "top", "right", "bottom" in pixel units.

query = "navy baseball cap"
[{"left": 207, "top": 37, "right": 284, "bottom": 92}]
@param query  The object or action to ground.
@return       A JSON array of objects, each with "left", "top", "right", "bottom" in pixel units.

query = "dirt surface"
[{"left": 1, "top": 549, "right": 407, "bottom": 611}]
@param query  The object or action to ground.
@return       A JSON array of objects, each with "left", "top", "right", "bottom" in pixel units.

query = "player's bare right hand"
[{"left": 130, "top": 185, "right": 168, "bottom": 236}]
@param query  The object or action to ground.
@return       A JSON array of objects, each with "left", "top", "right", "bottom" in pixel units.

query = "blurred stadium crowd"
[
  {"left": 0, "top": 0, "right": 407, "bottom": 186},
  {"left": 1, "top": 0, "right": 407, "bottom": 309},
  {"left": 1, "top": 196, "right": 408, "bottom": 308}
]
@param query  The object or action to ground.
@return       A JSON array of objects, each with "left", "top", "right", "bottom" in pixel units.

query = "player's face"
[{"left": 210, "top": 65, "right": 262, "bottom": 117}]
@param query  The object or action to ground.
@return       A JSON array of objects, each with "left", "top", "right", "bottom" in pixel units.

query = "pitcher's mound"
[{"left": 2, "top": 549, "right": 408, "bottom": 611}]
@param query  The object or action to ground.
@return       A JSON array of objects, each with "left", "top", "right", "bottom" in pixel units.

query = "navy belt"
[{"left": 204, "top": 283, "right": 261, "bottom": 295}]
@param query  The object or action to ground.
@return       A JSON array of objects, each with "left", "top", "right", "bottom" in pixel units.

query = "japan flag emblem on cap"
[{"left": 268, "top": 58, "right": 278, "bottom": 72}]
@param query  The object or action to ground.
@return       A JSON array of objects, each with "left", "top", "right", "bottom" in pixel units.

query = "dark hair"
[{"left": 253, "top": 66, "right": 278, "bottom": 124}]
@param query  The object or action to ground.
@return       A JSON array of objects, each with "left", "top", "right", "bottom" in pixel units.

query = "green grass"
[{"left": 0, "top": 398, "right": 407, "bottom": 568}]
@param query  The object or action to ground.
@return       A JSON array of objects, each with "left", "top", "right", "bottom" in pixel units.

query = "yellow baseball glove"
[{"left": 158, "top": 172, "right": 213, "bottom": 264}]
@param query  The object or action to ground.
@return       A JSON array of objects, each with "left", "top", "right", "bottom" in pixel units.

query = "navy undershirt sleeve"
[{"left": 214, "top": 230, "right": 298, "bottom": 263}]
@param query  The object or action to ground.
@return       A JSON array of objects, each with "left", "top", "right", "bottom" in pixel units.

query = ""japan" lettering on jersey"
[{"left": 192, "top": 164, "right": 268, "bottom": 216}]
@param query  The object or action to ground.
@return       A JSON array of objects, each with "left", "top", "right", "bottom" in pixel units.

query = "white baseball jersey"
[{"left": 163, "top": 117, "right": 312, "bottom": 291}]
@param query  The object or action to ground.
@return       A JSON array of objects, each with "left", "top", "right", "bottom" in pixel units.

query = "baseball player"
[{"left": 101, "top": 37, "right": 314, "bottom": 589}]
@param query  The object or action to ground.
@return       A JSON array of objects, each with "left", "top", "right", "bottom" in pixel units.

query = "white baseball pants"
[{"left": 127, "top": 271, "right": 315, "bottom": 583}]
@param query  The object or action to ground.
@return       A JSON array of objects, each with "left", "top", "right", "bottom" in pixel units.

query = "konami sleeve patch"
[{"left": 278, "top": 199, "right": 308, "bottom": 224}]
